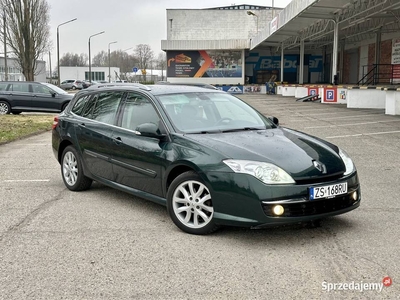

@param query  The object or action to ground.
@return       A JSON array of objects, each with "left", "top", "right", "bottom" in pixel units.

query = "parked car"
[
  {"left": 60, "top": 80, "right": 83, "bottom": 90},
  {"left": 82, "top": 80, "right": 98, "bottom": 89},
  {"left": 0, "top": 81, "right": 73, "bottom": 115},
  {"left": 52, "top": 85, "right": 361, "bottom": 235}
]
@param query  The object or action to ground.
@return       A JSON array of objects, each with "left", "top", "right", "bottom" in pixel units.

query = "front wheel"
[
  {"left": 61, "top": 145, "right": 92, "bottom": 191},
  {"left": 0, "top": 100, "right": 11, "bottom": 115},
  {"left": 167, "top": 171, "right": 218, "bottom": 235}
]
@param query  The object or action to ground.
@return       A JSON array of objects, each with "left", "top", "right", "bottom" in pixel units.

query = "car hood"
[{"left": 183, "top": 128, "right": 345, "bottom": 180}]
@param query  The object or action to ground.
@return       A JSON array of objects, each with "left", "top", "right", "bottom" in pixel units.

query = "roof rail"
[{"left": 87, "top": 82, "right": 151, "bottom": 91}]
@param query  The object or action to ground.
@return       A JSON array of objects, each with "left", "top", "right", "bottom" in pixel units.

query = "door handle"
[{"left": 113, "top": 136, "right": 122, "bottom": 145}]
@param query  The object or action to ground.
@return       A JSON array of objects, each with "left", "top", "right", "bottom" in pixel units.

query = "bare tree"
[
  {"left": 134, "top": 44, "right": 154, "bottom": 81},
  {"left": 92, "top": 50, "right": 107, "bottom": 67},
  {"left": 156, "top": 52, "right": 167, "bottom": 81},
  {"left": 59, "top": 53, "right": 87, "bottom": 67},
  {"left": 0, "top": 0, "right": 51, "bottom": 81}
]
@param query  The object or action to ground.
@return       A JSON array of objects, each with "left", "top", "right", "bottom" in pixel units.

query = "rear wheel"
[
  {"left": 167, "top": 171, "right": 218, "bottom": 235},
  {"left": 61, "top": 145, "right": 92, "bottom": 191},
  {"left": 0, "top": 100, "right": 11, "bottom": 115}
]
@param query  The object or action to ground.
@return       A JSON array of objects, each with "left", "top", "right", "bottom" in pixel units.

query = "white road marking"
[
  {"left": 326, "top": 130, "right": 400, "bottom": 139},
  {"left": 305, "top": 120, "right": 400, "bottom": 129},
  {"left": 4, "top": 179, "right": 50, "bottom": 182}
]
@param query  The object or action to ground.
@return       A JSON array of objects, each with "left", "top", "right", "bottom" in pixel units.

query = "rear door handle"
[{"left": 113, "top": 136, "right": 122, "bottom": 145}]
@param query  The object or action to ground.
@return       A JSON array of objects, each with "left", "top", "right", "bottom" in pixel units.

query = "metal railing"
[{"left": 358, "top": 64, "right": 396, "bottom": 85}]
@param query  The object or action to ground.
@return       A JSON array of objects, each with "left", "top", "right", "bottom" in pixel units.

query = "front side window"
[
  {"left": 120, "top": 93, "right": 160, "bottom": 131},
  {"left": 32, "top": 83, "right": 52, "bottom": 94}
]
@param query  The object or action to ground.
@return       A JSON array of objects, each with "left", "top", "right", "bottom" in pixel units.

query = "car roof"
[{"left": 84, "top": 82, "right": 223, "bottom": 95}]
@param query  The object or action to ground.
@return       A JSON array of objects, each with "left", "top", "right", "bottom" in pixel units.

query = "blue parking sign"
[
  {"left": 133, "top": 67, "right": 138, "bottom": 73},
  {"left": 325, "top": 89, "right": 337, "bottom": 102}
]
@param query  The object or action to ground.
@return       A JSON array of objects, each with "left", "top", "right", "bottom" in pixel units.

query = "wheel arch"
[
  {"left": 58, "top": 139, "right": 73, "bottom": 163},
  {"left": 165, "top": 164, "right": 197, "bottom": 195}
]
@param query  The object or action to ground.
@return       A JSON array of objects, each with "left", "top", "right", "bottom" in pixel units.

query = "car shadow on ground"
[{"left": 87, "top": 182, "right": 360, "bottom": 245}]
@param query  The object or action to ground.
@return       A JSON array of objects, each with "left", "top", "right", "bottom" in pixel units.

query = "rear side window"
[
  {"left": 91, "top": 91, "right": 123, "bottom": 124},
  {"left": 0, "top": 83, "right": 8, "bottom": 91},
  {"left": 10, "top": 83, "right": 30, "bottom": 93},
  {"left": 72, "top": 94, "right": 91, "bottom": 116},
  {"left": 79, "top": 91, "right": 122, "bottom": 124}
]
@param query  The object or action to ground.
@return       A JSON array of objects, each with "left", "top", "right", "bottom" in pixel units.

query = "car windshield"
[
  {"left": 42, "top": 82, "right": 68, "bottom": 94},
  {"left": 157, "top": 92, "right": 274, "bottom": 133}
]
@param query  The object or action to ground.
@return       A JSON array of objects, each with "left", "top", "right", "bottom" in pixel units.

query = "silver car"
[{"left": 60, "top": 80, "right": 83, "bottom": 90}]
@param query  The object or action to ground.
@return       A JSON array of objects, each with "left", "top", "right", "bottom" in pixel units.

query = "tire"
[
  {"left": 167, "top": 171, "right": 218, "bottom": 235},
  {"left": 0, "top": 100, "right": 11, "bottom": 115},
  {"left": 12, "top": 110, "right": 22, "bottom": 115},
  {"left": 61, "top": 145, "right": 92, "bottom": 191},
  {"left": 72, "top": 86, "right": 76, "bottom": 90}
]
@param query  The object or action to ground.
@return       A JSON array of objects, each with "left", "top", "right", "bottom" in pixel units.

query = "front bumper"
[{"left": 203, "top": 171, "right": 361, "bottom": 227}]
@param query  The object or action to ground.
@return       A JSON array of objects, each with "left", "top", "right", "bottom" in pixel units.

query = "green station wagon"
[{"left": 52, "top": 84, "right": 361, "bottom": 234}]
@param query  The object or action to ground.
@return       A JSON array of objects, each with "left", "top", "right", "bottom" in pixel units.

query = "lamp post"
[
  {"left": 88, "top": 31, "right": 105, "bottom": 83},
  {"left": 247, "top": 10, "right": 259, "bottom": 33},
  {"left": 108, "top": 41, "right": 117, "bottom": 82},
  {"left": 57, "top": 18, "right": 77, "bottom": 86}
]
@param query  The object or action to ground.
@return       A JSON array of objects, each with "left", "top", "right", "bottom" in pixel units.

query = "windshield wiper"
[{"left": 221, "top": 127, "right": 264, "bottom": 133}]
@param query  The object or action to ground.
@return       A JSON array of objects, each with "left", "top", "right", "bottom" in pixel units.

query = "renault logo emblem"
[{"left": 313, "top": 160, "right": 327, "bottom": 174}]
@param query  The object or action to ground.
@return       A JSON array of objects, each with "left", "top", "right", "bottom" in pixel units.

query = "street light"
[
  {"left": 88, "top": 31, "right": 105, "bottom": 83},
  {"left": 108, "top": 41, "right": 117, "bottom": 82},
  {"left": 123, "top": 47, "right": 133, "bottom": 52},
  {"left": 57, "top": 18, "right": 77, "bottom": 86},
  {"left": 247, "top": 10, "right": 259, "bottom": 33}
]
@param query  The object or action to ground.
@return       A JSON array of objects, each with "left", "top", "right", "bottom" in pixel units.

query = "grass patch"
[{"left": 0, "top": 114, "right": 55, "bottom": 144}]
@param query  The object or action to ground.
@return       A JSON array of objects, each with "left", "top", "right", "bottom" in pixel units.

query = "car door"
[
  {"left": 7, "top": 82, "right": 32, "bottom": 109},
  {"left": 73, "top": 91, "right": 123, "bottom": 181},
  {"left": 110, "top": 92, "right": 167, "bottom": 197},
  {"left": 31, "top": 83, "right": 59, "bottom": 111}
]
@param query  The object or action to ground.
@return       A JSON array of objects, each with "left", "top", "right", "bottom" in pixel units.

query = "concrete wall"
[{"left": 167, "top": 9, "right": 274, "bottom": 41}]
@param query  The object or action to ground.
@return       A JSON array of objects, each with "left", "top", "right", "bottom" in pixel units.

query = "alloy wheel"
[
  {"left": 62, "top": 151, "right": 78, "bottom": 186},
  {"left": 172, "top": 180, "right": 214, "bottom": 229}
]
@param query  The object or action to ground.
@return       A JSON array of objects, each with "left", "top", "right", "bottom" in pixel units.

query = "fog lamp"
[
  {"left": 351, "top": 191, "right": 358, "bottom": 201},
  {"left": 272, "top": 205, "right": 284, "bottom": 216}
]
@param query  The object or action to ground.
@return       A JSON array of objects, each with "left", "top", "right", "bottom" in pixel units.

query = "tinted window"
[
  {"left": 72, "top": 94, "right": 91, "bottom": 116},
  {"left": 0, "top": 83, "right": 8, "bottom": 91},
  {"left": 91, "top": 91, "right": 122, "bottom": 124},
  {"left": 81, "top": 92, "right": 123, "bottom": 124},
  {"left": 121, "top": 93, "right": 160, "bottom": 131},
  {"left": 32, "top": 83, "right": 52, "bottom": 94},
  {"left": 10, "top": 83, "right": 30, "bottom": 93}
]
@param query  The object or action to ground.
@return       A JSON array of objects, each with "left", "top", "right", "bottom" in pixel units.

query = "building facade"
[{"left": 0, "top": 57, "right": 46, "bottom": 82}]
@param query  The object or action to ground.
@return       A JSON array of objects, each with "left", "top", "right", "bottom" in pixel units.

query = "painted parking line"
[
  {"left": 306, "top": 120, "right": 400, "bottom": 129},
  {"left": 320, "top": 114, "right": 384, "bottom": 120},
  {"left": 3, "top": 179, "right": 50, "bottom": 182},
  {"left": 326, "top": 130, "right": 400, "bottom": 139}
]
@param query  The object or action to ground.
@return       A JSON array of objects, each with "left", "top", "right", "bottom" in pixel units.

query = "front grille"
[
  {"left": 294, "top": 173, "right": 343, "bottom": 185},
  {"left": 262, "top": 193, "right": 358, "bottom": 217}
]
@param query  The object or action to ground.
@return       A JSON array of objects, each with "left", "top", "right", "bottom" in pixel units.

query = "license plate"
[{"left": 310, "top": 182, "right": 347, "bottom": 200}]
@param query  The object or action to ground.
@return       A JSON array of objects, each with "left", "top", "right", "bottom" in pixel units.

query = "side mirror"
[
  {"left": 51, "top": 92, "right": 57, "bottom": 97},
  {"left": 136, "top": 123, "right": 167, "bottom": 140},
  {"left": 267, "top": 116, "right": 279, "bottom": 126}
]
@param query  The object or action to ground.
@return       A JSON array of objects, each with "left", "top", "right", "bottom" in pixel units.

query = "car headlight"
[
  {"left": 339, "top": 148, "right": 355, "bottom": 175},
  {"left": 223, "top": 160, "right": 295, "bottom": 184}
]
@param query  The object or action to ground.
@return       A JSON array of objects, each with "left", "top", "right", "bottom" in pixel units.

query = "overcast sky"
[{"left": 46, "top": 0, "right": 292, "bottom": 66}]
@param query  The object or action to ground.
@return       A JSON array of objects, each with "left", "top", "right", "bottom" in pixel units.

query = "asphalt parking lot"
[{"left": 0, "top": 93, "right": 399, "bottom": 299}]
